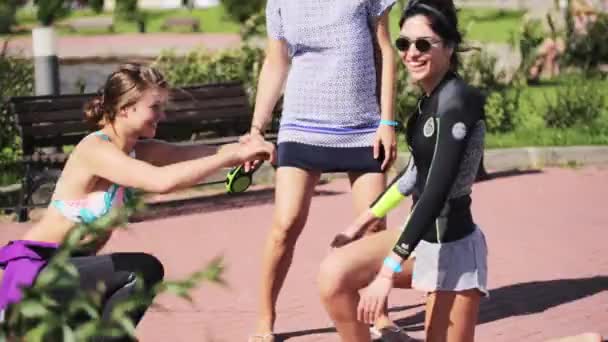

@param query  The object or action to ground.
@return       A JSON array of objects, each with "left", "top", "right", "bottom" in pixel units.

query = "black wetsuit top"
[{"left": 372, "top": 72, "right": 486, "bottom": 259}]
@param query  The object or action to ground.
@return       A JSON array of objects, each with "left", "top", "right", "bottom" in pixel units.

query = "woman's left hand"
[
  {"left": 374, "top": 125, "right": 397, "bottom": 171},
  {"left": 357, "top": 275, "right": 393, "bottom": 324}
]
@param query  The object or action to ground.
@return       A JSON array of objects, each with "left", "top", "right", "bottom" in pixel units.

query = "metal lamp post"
[{"left": 32, "top": 25, "right": 59, "bottom": 95}]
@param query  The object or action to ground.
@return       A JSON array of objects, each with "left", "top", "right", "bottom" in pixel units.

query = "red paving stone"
[{"left": 1, "top": 166, "right": 607, "bottom": 341}]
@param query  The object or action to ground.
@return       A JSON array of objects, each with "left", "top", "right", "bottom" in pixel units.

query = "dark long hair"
[{"left": 399, "top": 0, "right": 463, "bottom": 71}]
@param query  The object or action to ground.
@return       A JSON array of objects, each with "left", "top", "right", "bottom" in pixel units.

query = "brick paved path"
[{"left": 1, "top": 167, "right": 606, "bottom": 341}]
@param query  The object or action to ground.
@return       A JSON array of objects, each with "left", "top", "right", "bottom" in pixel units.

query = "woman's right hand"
[
  {"left": 220, "top": 135, "right": 275, "bottom": 167},
  {"left": 239, "top": 130, "right": 267, "bottom": 172}
]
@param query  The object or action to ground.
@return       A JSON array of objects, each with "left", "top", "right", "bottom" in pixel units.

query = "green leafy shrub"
[
  {"left": 241, "top": 9, "right": 266, "bottom": 42},
  {"left": 0, "top": 196, "right": 225, "bottom": 341},
  {"left": 564, "top": 14, "right": 608, "bottom": 72},
  {"left": 36, "top": 0, "right": 71, "bottom": 26},
  {"left": 484, "top": 88, "right": 520, "bottom": 133},
  {"left": 460, "top": 50, "right": 519, "bottom": 133},
  {"left": 543, "top": 76, "right": 606, "bottom": 128},
  {"left": 220, "top": 0, "right": 265, "bottom": 23},
  {"left": 114, "top": 0, "right": 146, "bottom": 31},
  {"left": 0, "top": 0, "right": 18, "bottom": 34},
  {"left": 154, "top": 45, "right": 265, "bottom": 102},
  {"left": 394, "top": 62, "right": 422, "bottom": 129},
  {"left": 114, "top": 0, "right": 138, "bottom": 20},
  {"left": 509, "top": 18, "right": 546, "bottom": 79},
  {"left": 0, "top": 46, "right": 34, "bottom": 165},
  {"left": 460, "top": 50, "right": 508, "bottom": 93},
  {"left": 89, "top": 0, "right": 105, "bottom": 14}
]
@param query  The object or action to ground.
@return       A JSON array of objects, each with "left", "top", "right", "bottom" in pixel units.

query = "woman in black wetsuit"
[{"left": 318, "top": 1, "right": 488, "bottom": 341}]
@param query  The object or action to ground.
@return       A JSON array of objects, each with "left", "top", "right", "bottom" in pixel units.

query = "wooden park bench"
[
  {"left": 7, "top": 81, "right": 279, "bottom": 221},
  {"left": 160, "top": 17, "right": 200, "bottom": 32},
  {"left": 65, "top": 17, "right": 115, "bottom": 33}
]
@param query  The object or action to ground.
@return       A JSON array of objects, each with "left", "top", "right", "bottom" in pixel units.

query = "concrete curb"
[
  {"left": 1, "top": 146, "right": 607, "bottom": 213},
  {"left": 482, "top": 146, "right": 608, "bottom": 170}
]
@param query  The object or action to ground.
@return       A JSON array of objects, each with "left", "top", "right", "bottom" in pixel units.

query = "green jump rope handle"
[{"left": 225, "top": 163, "right": 262, "bottom": 194}]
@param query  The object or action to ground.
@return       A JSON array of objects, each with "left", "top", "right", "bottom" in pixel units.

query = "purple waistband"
[{"left": 0, "top": 240, "right": 59, "bottom": 310}]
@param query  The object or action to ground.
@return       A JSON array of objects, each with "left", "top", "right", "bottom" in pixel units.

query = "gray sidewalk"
[{"left": 1, "top": 33, "right": 242, "bottom": 61}]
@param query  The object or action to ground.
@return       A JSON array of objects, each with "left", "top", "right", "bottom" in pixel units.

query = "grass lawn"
[
  {"left": 7, "top": 5, "right": 524, "bottom": 42},
  {"left": 458, "top": 7, "right": 525, "bottom": 43},
  {"left": 396, "top": 75, "right": 608, "bottom": 150},
  {"left": 397, "top": 125, "right": 608, "bottom": 150},
  {"left": 517, "top": 75, "right": 608, "bottom": 118},
  {"left": 486, "top": 128, "right": 608, "bottom": 148},
  {"left": 389, "top": 7, "right": 525, "bottom": 43},
  {"left": 8, "top": 6, "right": 240, "bottom": 36},
  {"left": 483, "top": 75, "right": 608, "bottom": 148}
]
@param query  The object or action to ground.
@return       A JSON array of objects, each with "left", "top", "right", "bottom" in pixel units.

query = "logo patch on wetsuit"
[
  {"left": 451, "top": 122, "right": 467, "bottom": 140},
  {"left": 423, "top": 117, "right": 435, "bottom": 138},
  {"left": 394, "top": 243, "right": 411, "bottom": 256}
]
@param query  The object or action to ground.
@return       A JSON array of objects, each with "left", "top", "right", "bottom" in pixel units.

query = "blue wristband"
[
  {"left": 383, "top": 256, "right": 403, "bottom": 273},
  {"left": 380, "top": 119, "right": 399, "bottom": 127}
]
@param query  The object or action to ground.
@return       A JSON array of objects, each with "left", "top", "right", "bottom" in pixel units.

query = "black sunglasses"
[{"left": 395, "top": 37, "right": 441, "bottom": 53}]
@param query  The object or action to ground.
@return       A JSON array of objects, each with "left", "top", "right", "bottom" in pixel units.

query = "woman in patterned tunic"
[
  {"left": 243, "top": 0, "right": 400, "bottom": 340},
  {"left": 318, "top": 1, "right": 489, "bottom": 341}
]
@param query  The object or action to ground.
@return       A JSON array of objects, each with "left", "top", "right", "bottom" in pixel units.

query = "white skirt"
[{"left": 412, "top": 227, "right": 489, "bottom": 297}]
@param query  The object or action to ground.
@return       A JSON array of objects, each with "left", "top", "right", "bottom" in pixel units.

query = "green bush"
[
  {"left": 113, "top": 0, "right": 146, "bottom": 32},
  {"left": 154, "top": 45, "right": 265, "bottom": 102},
  {"left": 486, "top": 126, "right": 608, "bottom": 148},
  {"left": 564, "top": 14, "right": 608, "bottom": 72},
  {"left": 36, "top": 0, "right": 71, "bottom": 26},
  {"left": 394, "top": 62, "right": 422, "bottom": 128},
  {"left": 89, "top": 0, "right": 105, "bottom": 14},
  {"left": 509, "top": 18, "right": 546, "bottom": 79},
  {"left": 241, "top": 9, "right": 266, "bottom": 42},
  {"left": 0, "top": 196, "right": 225, "bottom": 341},
  {"left": 220, "top": 0, "right": 265, "bottom": 23},
  {"left": 0, "top": 0, "right": 18, "bottom": 34},
  {"left": 484, "top": 88, "right": 520, "bottom": 133},
  {"left": 459, "top": 50, "right": 519, "bottom": 133},
  {"left": 0, "top": 48, "right": 34, "bottom": 164},
  {"left": 114, "top": 0, "right": 138, "bottom": 21},
  {"left": 543, "top": 76, "right": 606, "bottom": 128},
  {"left": 460, "top": 50, "right": 508, "bottom": 93}
]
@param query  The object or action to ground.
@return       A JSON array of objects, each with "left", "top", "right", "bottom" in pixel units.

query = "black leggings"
[{"left": 66, "top": 253, "right": 164, "bottom": 341}]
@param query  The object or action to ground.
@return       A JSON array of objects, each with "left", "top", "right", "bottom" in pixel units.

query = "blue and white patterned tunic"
[{"left": 267, "top": 0, "right": 396, "bottom": 148}]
